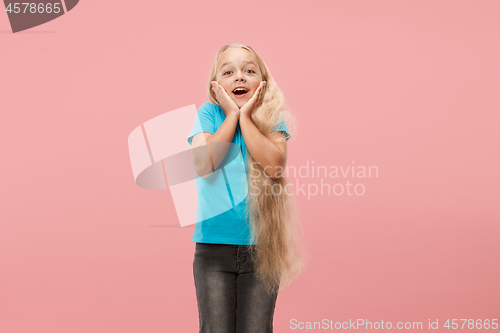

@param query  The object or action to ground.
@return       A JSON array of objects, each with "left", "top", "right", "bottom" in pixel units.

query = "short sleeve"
[
  {"left": 187, "top": 103, "right": 216, "bottom": 145},
  {"left": 271, "top": 120, "right": 291, "bottom": 142}
]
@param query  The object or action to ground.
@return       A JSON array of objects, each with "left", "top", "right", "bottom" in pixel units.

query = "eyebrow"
[{"left": 219, "top": 60, "right": 257, "bottom": 69}]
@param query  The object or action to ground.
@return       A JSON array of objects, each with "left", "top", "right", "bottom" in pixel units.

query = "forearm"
[
  {"left": 239, "top": 114, "right": 284, "bottom": 178},
  {"left": 206, "top": 112, "right": 239, "bottom": 171}
]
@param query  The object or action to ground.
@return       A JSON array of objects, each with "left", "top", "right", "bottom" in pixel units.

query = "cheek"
[
  {"left": 251, "top": 82, "right": 260, "bottom": 91},
  {"left": 221, "top": 83, "right": 232, "bottom": 92}
]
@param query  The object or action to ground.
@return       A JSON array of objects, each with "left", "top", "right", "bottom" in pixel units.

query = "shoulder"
[
  {"left": 194, "top": 103, "right": 223, "bottom": 125},
  {"left": 199, "top": 102, "right": 222, "bottom": 115}
]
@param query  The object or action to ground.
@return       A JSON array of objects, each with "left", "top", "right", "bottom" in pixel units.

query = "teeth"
[{"left": 234, "top": 88, "right": 247, "bottom": 93}]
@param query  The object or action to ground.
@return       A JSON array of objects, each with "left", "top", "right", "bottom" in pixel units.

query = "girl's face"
[{"left": 215, "top": 48, "right": 263, "bottom": 109}]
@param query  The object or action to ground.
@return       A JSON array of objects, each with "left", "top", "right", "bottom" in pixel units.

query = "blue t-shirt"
[{"left": 187, "top": 102, "right": 290, "bottom": 245}]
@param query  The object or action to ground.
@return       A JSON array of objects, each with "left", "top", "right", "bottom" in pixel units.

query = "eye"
[
  {"left": 246, "top": 69, "right": 255, "bottom": 73},
  {"left": 223, "top": 71, "right": 232, "bottom": 75}
]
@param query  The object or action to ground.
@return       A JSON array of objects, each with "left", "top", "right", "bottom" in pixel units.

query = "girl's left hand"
[{"left": 240, "top": 81, "right": 266, "bottom": 118}]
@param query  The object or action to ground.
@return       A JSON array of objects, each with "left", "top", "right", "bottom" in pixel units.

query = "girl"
[{"left": 187, "top": 43, "right": 307, "bottom": 333}]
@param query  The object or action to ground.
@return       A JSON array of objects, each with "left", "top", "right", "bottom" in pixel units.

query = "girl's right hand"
[{"left": 211, "top": 81, "right": 240, "bottom": 118}]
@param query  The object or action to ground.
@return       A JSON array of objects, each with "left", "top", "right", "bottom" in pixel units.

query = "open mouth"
[{"left": 232, "top": 87, "right": 249, "bottom": 98}]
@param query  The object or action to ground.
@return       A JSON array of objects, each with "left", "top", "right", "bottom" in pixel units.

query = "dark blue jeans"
[{"left": 193, "top": 242, "right": 280, "bottom": 333}]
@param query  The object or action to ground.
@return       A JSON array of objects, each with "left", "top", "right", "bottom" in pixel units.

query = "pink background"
[{"left": 1, "top": 0, "right": 499, "bottom": 332}]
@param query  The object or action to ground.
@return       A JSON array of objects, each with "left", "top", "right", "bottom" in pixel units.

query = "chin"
[{"left": 231, "top": 100, "right": 244, "bottom": 109}]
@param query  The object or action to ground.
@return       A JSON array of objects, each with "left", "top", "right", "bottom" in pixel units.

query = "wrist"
[
  {"left": 226, "top": 111, "right": 240, "bottom": 122},
  {"left": 239, "top": 113, "right": 254, "bottom": 127},
  {"left": 239, "top": 113, "right": 252, "bottom": 121}
]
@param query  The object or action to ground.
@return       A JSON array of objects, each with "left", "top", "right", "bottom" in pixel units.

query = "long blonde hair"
[{"left": 207, "top": 44, "right": 308, "bottom": 295}]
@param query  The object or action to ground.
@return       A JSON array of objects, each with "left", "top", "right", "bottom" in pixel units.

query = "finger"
[
  {"left": 257, "top": 84, "right": 264, "bottom": 97},
  {"left": 256, "top": 85, "right": 265, "bottom": 103},
  {"left": 260, "top": 81, "right": 267, "bottom": 94},
  {"left": 214, "top": 82, "right": 224, "bottom": 96},
  {"left": 248, "top": 89, "right": 260, "bottom": 105},
  {"left": 213, "top": 82, "right": 222, "bottom": 98}
]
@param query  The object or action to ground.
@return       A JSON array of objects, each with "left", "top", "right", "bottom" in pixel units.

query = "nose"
[{"left": 234, "top": 70, "right": 246, "bottom": 82}]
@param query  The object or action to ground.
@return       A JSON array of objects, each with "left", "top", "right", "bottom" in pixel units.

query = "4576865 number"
[{"left": 6, "top": 3, "right": 62, "bottom": 14}]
